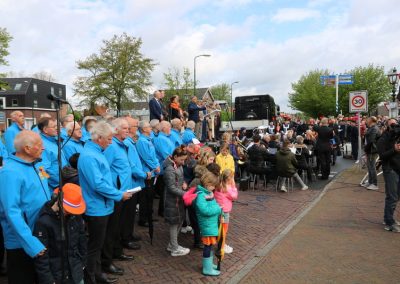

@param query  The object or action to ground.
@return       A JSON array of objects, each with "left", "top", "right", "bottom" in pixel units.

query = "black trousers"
[
  {"left": 139, "top": 182, "right": 155, "bottom": 224},
  {"left": 118, "top": 193, "right": 139, "bottom": 249},
  {"left": 318, "top": 150, "right": 331, "bottom": 179},
  {"left": 155, "top": 176, "right": 165, "bottom": 217},
  {"left": 102, "top": 201, "right": 123, "bottom": 266},
  {"left": 188, "top": 205, "right": 201, "bottom": 245},
  {"left": 84, "top": 215, "right": 109, "bottom": 283},
  {"left": 7, "top": 248, "right": 36, "bottom": 284}
]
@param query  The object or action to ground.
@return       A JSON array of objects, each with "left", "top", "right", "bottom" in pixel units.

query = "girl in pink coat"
[{"left": 214, "top": 169, "right": 238, "bottom": 254}]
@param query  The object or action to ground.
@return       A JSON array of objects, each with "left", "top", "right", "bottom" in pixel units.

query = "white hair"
[
  {"left": 138, "top": 120, "right": 150, "bottom": 131},
  {"left": 10, "top": 111, "right": 23, "bottom": 120},
  {"left": 171, "top": 118, "right": 181, "bottom": 128},
  {"left": 14, "top": 130, "right": 40, "bottom": 152},
  {"left": 90, "top": 121, "right": 114, "bottom": 140},
  {"left": 111, "top": 118, "right": 128, "bottom": 131},
  {"left": 149, "top": 119, "right": 160, "bottom": 128},
  {"left": 82, "top": 116, "right": 97, "bottom": 126},
  {"left": 159, "top": 121, "right": 171, "bottom": 133},
  {"left": 65, "top": 121, "right": 80, "bottom": 132},
  {"left": 186, "top": 120, "right": 195, "bottom": 130}
]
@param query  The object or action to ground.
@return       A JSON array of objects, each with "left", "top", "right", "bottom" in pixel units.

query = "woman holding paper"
[{"left": 163, "top": 145, "right": 190, "bottom": 257}]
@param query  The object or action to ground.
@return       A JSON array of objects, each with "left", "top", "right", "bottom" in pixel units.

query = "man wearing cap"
[
  {"left": 102, "top": 118, "right": 134, "bottom": 275},
  {"left": 0, "top": 130, "right": 51, "bottom": 283},
  {"left": 4, "top": 110, "right": 25, "bottom": 153},
  {"left": 78, "top": 121, "right": 133, "bottom": 284},
  {"left": 136, "top": 120, "right": 160, "bottom": 227},
  {"left": 38, "top": 117, "right": 68, "bottom": 190},
  {"left": 34, "top": 183, "right": 87, "bottom": 284},
  {"left": 62, "top": 121, "right": 85, "bottom": 162},
  {"left": 182, "top": 121, "right": 197, "bottom": 145}
]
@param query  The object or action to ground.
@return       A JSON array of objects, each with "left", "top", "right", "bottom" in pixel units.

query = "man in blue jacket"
[
  {"left": 4, "top": 110, "right": 25, "bottom": 153},
  {"left": 182, "top": 120, "right": 197, "bottom": 145},
  {"left": 187, "top": 96, "right": 206, "bottom": 138},
  {"left": 62, "top": 121, "right": 85, "bottom": 162},
  {"left": 149, "top": 90, "right": 163, "bottom": 121},
  {"left": 78, "top": 121, "right": 133, "bottom": 284},
  {"left": 136, "top": 120, "right": 160, "bottom": 227},
  {"left": 170, "top": 118, "right": 183, "bottom": 147},
  {"left": 0, "top": 130, "right": 51, "bottom": 283},
  {"left": 60, "top": 114, "right": 74, "bottom": 142},
  {"left": 120, "top": 117, "right": 150, "bottom": 252},
  {"left": 153, "top": 121, "right": 175, "bottom": 216},
  {"left": 102, "top": 118, "right": 134, "bottom": 274},
  {"left": 0, "top": 139, "right": 7, "bottom": 166},
  {"left": 38, "top": 117, "right": 68, "bottom": 190}
]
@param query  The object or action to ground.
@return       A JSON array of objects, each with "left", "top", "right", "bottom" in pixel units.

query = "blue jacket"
[
  {"left": 136, "top": 134, "right": 160, "bottom": 178},
  {"left": 188, "top": 102, "right": 206, "bottom": 123},
  {"left": 40, "top": 133, "right": 67, "bottom": 190},
  {"left": 32, "top": 125, "right": 40, "bottom": 133},
  {"left": 123, "top": 137, "right": 147, "bottom": 188},
  {"left": 153, "top": 132, "right": 175, "bottom": 174},
  {"left": 169, "top": 129, "right": 183, "bottom": 147},
  {"left": 149, "top": 97, "right": 162, "bottom": 121},
  {"left": 81, "top": 127, "right": 91, "bottom": 143},
  {"left": 182, "top": 128, "right": 196, "bottom": 145},
  {"left": 194, "top": 185, "right": 222, "bottom": 237},
  {"left": 0, "top": 140, "right": 7, "bottom": 160},
  {"left": 78, "top": 141, "right": 123, "bottom": 216},
  {"left": 104, "top": 137, "right": 132, "bottom": 192},
  {"left": 62, "top": 138, "right": 84, "bottom": 163},
  {"left": 0, "top": 155, "right": 51, "bottom": 257},
  {"left": 4, "top": 123, "right": 23, "bottom": 154},
  {"left": 60, "top": 128, "right": 68, "bottom": 142}
]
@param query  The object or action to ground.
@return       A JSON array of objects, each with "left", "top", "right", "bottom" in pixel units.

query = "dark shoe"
[
  {"left": 96, "top": 273, "right": 118, "bottom": 283},
  {"left": 102, "top": 263, "right": 124, "bottom": 275},
  {"left": 131, "top": 234, "right": 142, "bottom": 242},
  {"left": 193, "top": 243, "right": 204, "bottom": 249},
  {"left": 114, "top": 254, "right": 134, "bottom": 261},
  {"left": 123, "top": 241, "right": 141, "bottom": 250},
  {"left": 138, "top": 221, "right": 149, "bottom": 227}
]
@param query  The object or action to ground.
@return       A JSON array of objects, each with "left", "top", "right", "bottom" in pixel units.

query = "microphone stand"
[{"left": 54, "top": 99, "right": 66, "bottom": 281}]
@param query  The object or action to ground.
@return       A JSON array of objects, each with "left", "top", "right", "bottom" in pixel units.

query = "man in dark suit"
[
  {"left": 314, "top": 118, "right": 334, "bottom": 179},
  {"left": 149, "top": 91, "right": 163, "bottom": 121}
]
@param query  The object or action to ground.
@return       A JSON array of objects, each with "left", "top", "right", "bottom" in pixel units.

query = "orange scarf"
[{"left": 170, "top": 102, "right": 181, "bottom": 110}]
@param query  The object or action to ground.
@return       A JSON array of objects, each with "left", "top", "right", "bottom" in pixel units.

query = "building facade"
[{"left": 0, "top": 78, "right": 67, "bottom": 131}]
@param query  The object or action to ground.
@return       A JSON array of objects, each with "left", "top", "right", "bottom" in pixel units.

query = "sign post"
[{"left": 349, "top": 90, "right": 368, "bottom": 166}]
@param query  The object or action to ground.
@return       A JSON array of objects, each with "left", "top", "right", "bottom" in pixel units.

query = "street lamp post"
[
  {"left": 230, "top": 81, "right": 239, "bottom": 119},
  {"left": 193, "top": 54, "right": 211, "bottom": 99},
  {"left": 387, "top": 67, "right": 400, "bottom": 117}
]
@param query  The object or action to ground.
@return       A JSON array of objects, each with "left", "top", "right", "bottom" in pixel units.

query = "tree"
[
  {"left": 163, "top": 67, "right": 194, "bottom": 109},
  {"left": 289, "top": 64, "right": 391, "bottom": 117},
  {"left": 31, "top": 71, "right": 56, "bottom": 82},
  {"left": 210, "top": 83, "right": 230, "bottom": 102},
  {"left": 73, "top": 33, "right": 155, "bottom": 115},
  {"left": 0, "top": 28, "right": 12, "bottom": 90}
]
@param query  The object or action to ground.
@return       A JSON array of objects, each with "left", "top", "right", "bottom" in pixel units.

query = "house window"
[
  {"left": 33, "top": 99, "right": 38, "bottom": 108},
  {"left": 51, "top": 102, "right": 55, "bottom": 109},
  {"left": 59, "top": 88, "right": 62, "bottom": 96},
  {"left": 14, "top": 83, "right": 22, "bottom": 91},
  {"left": 0, "top": 97, "right": 5, "bottom": 109},
  {"left": 51, "top": 86, "right": 54, "bottom": 95},
  {"left": 12, "top": 99, "right": 18, "bottom": 106},
  {"left": 33, "top": 83, "right": 38, "bottom": 93}
]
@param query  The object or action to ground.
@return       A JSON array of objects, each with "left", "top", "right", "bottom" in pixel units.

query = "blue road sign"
[
  {"left": 320, "top": 75, "right": 336, "bottom": 86},
  {"left": 339, "top": 74, "right": 353, "bottom": 85}
]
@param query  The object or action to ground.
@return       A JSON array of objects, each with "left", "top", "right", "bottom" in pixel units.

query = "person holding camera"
[{"left": 377, "top": 118, "right": 400, "bottom": 233}]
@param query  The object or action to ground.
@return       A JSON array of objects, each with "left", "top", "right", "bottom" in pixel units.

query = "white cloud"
[{"left": 271, "top": 8, "right": 321, "bottom": 23}]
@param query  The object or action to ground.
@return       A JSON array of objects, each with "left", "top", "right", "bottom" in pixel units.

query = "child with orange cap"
[{"left": 34, "top": 183, "right": 87, "bottom": 284}]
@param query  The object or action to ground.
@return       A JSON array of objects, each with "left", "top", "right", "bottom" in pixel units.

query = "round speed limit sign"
[{"left": 349, "top": 91, "right": 368, "bottom": 112}]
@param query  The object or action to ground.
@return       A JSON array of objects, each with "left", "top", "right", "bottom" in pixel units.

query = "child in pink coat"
[{"left": 214, "top": 169, "right": 238, "bottom": 254}]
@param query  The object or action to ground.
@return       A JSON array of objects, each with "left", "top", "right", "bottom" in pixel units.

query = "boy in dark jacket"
[{"left": 34, "top": 183, "right": 87, "bottom": 284}]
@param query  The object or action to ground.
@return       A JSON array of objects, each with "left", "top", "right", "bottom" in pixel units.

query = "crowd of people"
[{"left": 0, "top": 92, "right": 399, "bottom": 284}]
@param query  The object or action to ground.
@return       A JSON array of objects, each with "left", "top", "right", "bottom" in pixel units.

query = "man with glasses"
[{"left": 38, "top": 117, "right": 67, "bottom": 190}]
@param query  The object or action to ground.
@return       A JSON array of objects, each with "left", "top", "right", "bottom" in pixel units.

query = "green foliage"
[
  {"left": 210, "top": 83, "right": 230, "bottom": 102},
  {"left": 163, "top": 67, "right": 194, "bottom": 109},
  {"left": 0, "top": 27, "right": 12, "bottom": 89},
  {"left": 73, "top": 33, "right": 155, "bottom": 115},
  {"left": 289, "top": 64, "right": 391, "bottom": 117}
]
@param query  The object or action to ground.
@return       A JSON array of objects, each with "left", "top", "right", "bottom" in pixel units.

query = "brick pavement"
[
  {"left": 240, "top": 166, "right": 400, "bottom": 284},
  {"left": 115, "top": 181, "right": 324, "bottom": 283}
]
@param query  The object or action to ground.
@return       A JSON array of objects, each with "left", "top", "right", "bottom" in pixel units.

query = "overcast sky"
[{"left": 0, "top": 0, "right": 399, "bottom": 111}]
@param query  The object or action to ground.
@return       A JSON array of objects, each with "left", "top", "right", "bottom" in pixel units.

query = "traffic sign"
[
  {"left": 339, "top": 74, "right": 353, "bottom": 85},
  {"left": 349, "top": 91, "right": 368, "bottom": 113}
]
